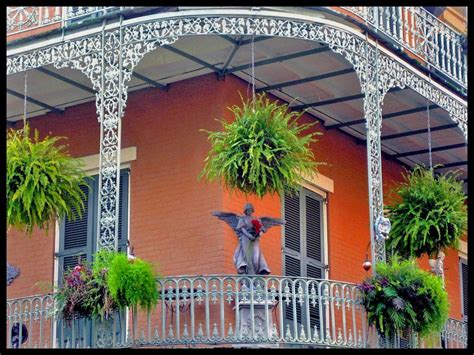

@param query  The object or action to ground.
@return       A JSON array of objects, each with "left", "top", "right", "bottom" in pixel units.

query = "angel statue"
[{"left": 213, "top": 203, "right": 285, "bottom": 275}]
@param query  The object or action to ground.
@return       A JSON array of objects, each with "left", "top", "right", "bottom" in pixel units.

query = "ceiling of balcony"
[{"left": 6, "top": 33, "right": 467, "bottom": 191}]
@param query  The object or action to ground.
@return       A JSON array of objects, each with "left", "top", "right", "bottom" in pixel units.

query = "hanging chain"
[
  {"left": 23, "top": 70, "right": 28, "bottom": 127},
  {"left": 426, "top": 72, "right": 433, "bottom": 172}
]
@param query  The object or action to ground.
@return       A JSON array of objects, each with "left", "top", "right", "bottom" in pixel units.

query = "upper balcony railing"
[
  {"left": 339, "top": 7, "right": 467, "bottom": 91},
  {"left": 6, "top": 6, "right": 467, "bottom": 91},
  {"left": 6, "top": 7, "right": 132, "bottom": 36},
  {"left": 6, "top": 275, "right": 468, "bottom": 349}
]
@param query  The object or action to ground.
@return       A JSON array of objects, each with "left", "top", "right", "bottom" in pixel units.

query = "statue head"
[{"left": 243, "top": 203, "right": 254, "bottom": 215}]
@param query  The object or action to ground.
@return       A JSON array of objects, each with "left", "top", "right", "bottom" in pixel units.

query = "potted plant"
[
  {"left": 385, "top": 166, "right": 467, "bottom": 264},
  {"left": 200, "top": 93, "right": 322, "bottom": 198},
  {"left": 7, "top": 124, "right": 88, "bottom": 235},
  {"left": 357, "top": 258, "right": 449, "bottom": 339}
]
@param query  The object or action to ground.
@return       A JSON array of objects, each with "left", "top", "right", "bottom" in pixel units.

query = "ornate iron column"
[{"left": 359, "top": 40, "right": 392, "bottom": 267}]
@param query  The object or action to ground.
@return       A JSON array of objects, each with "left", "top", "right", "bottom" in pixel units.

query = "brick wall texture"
[{"left": 6, "top": 73, "right": 464, "bottom": 321}]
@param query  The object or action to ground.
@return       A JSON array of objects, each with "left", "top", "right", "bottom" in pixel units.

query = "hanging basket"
[
  {"left": 357, "top": 257, "right": 449, "bottom": 338},
  {"left": 385, "top": 166, "right": 467, "bottom": 258},
  {"left": 200, "top": 93, "right": 322, "bottom": 197},
  {"left": 54, "top": 250, "right": 159, "bottom": 320},
  {"left": 102, "top": 250, "right": 159, "bottom": 311},
  {"left": 7, "top": 124, "right": 88, "bottom": 235}
]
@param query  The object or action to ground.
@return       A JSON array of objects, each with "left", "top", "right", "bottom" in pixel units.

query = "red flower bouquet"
[{"left": 251, "top": 219, "right": 263, "bottom": 238}]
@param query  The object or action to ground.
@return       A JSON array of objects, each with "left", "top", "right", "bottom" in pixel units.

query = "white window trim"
[{"left": 458, "top": 240, "right": 467, "bottom": 260}]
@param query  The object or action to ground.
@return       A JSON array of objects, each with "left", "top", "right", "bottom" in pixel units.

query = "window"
[
  {"left": 57, "top": 169, "right": 129, "bottom": 277},
  {"left": 282, "top": 186, "right": 327, "bottom": 330},
  {"left": 460, "top": 258, "right": 468, "bottom": 320},
  {"left": 283, "top": 186, "right": 327, "bottom": 280},
  {"left": 55, "top": 169, "right": 129, "bottom": 347}
]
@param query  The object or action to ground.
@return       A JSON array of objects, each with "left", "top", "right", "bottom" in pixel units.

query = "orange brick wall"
[{"left": 6, "top": 73, "right": 464, "bottom": 320}]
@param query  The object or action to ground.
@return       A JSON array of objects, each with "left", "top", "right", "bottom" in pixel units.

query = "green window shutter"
[
  {"left": 58, "top": 170, "right": 129, "bottom": 274},
  {"left": 117, "top": 169, "right": 129, "bottom": 253},
  {"left": 58, "top": 177, "right": 96, "bottom": 281},
  {"left": 57, "top": 170, "right": 129, "bottom": 347}
]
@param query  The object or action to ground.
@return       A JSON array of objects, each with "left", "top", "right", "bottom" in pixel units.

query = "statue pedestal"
[{"left": 233, "top": 300, "right": 279, "bottom": 348}]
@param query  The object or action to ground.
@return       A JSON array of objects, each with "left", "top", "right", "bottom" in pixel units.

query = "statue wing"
[
  {"left": 260, "top": 217, "right": 286, "bottom": 231},
  {"left": 212, "top": 211, "right": 240, "bottom": 232}
]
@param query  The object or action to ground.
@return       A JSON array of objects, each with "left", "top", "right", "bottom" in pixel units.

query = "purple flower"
[
  {"left": 357, "top": 281, "right": 375, "bottom": 293},
  {"left": 380, "top": 277, "right": 389, "bottom": 287}
]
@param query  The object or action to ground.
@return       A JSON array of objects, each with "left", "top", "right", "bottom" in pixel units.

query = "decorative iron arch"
[{"left": 6, "top": 8, "right": 467, "bottom": 264}]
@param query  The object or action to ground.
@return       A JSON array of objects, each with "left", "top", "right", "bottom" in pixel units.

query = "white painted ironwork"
[
  {"left": 7, "top": 7, "right": 62, "bottom": 35},
  {"left": 6, "top": 277, "right": 467, "bottom": 348},
  {"left": 6, "top": 7, "right": 132, "bottom": 36},
  {"left": 6, "top": 9, "right": 467, "bottom": 261},
  {"left": 340, "top": 7, "right": 467, "bottom": 90}
]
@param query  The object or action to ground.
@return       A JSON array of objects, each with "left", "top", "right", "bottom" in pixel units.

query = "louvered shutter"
[
  {"left": 284, "top": 192, "right": 300, "bottom": 253},
  {"left": 283, "top": 187, "right": 326, "bottom": 330},
  {"left": 57, "top": 177, "right": 96, "bottom": 347},
  {"left": 304, "top": 191, "right": 324, "bottom": 328},
  {"left": 283, "top": 192, "right": 301, "bottom": 323},
  {"left": 117, "top": 170, "right": 129, "bottom": 252},
  {"left": 57, "top": 170, "right": 129, "bottom": 347},
  {"left": 306, "top": 193, "right": 322, "bottom": 263},
  {"left": 461, "top": 260, "right": 468, "bottom": 318},
  {"left": 58, "top": 178, "right": 96, "bottom": 281}
]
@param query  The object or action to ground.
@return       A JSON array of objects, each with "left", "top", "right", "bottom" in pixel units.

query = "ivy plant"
[
  {"left": 200, "top": 93, "right": 322, "bottom": 198},
  {"left": 385, "top": 166, "right": 467, "bottom": 258},
  {"left": 7, "top": 124, "right": 88, "bottom": 235},
  {"left": 358, "top": 257, "right": 449, "bottom": 337}
]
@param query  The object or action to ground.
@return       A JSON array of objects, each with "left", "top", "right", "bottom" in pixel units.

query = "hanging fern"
[
  {"left": 105, "top": 251, "right": 159, "bottom": 311},
  {"left": 7, "top": 124, "right": 88, "bottom": 235},
  {"left": 200, "top": 92, "right": 322, "bottom": 197},
  {"left": 385, "top": 166, "right": 467, "bottom": 258}
]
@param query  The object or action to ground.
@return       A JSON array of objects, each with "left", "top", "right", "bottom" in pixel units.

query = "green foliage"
[
  {"left": 54, "top": 258, "right": 117, "bottom": 320},
  {"left": 54, "top": 250, "right": 159, "bottom": 320},
  {"left": 358, "top": 257, "right": 449, "bottom": 337},
  {"left": 7, "top": 124, "right": 88, "bottom": 235},
  {"left": 386, "top": 166, "right": 467, "bottom": 258},
  {"left": 200, "top": 92, "right": 322, "bottom": 197},
  {"left": 106, "top": 252, "right": 159, "bottom": 311}
]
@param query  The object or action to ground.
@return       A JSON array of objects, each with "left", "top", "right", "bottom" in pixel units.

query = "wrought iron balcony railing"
[
  {"left": 339, "top": 7, "right": 467, "bottom": 90},
  {"left": 6, "top": 275, "right": 468, "bottom": 348},
  {"left": 6, "top": 7, "right": 132, "bottom": 36},
  {"left": 7, "top": 7, "right": 467, "bottom": 92}
]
